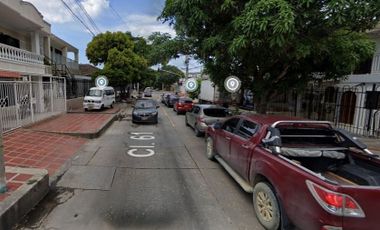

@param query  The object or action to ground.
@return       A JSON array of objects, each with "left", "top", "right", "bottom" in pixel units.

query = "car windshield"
[
  {"left": 86, "top": 89, "right": 102, "bottom": 97},
  {"left": 135, "top": 100, "right": 155, "bottom": 109},
  {"left": 180, "top": 99, "right": 193, "bottom": 103},
  {"left": 203, "top": 108, "right": 229, "bottom": 117}
]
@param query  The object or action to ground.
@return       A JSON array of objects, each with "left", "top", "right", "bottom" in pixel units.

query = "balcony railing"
[
  {"left": 66, "top": 57, "right": 79, "bottom": 70},
  {"left": 0, "top": 43, "right": 44, "bottom": 65}
]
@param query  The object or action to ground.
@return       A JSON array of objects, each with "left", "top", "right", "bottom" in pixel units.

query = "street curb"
[
  {"left": 0, "top": 167, "right": 49, "bottom": 230},
  {"left": 27, "top": 114, "right": 117, "bottom": 139},
  {"left": 67, "top": 107, "right": 121, "bottom": 114}
]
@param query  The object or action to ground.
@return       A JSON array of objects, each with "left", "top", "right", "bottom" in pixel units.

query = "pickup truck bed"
[{"left": 206, "top": 116, "right": 380, "bottom": 230}]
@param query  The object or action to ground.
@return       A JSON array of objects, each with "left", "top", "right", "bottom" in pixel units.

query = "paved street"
[{"left": 17, "top": 93, "right": 264, "bottom": 230}]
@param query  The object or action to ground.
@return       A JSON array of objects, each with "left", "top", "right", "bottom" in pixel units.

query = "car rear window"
[
  {"left": 180, "top": 99, "right": 192, "bottom": 103},
  {"left": 203, "top": 108, "right": 228, "bottom": 117}
]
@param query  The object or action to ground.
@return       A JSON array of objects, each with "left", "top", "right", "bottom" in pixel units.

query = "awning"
[{"left": 0, "top": 70, "right": 21, "bottom": 78}]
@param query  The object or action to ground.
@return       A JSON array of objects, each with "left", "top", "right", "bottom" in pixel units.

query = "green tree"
[
  {"left": 161, "top": 0, "right": 380, "bottom": 113},
  {"left": 147, "top": 32, "right": 193, "bottom": 66},
  {"left": 86, "top": 32, "right": 148, "bottom": 95},
  {"left": 157, "top": 65, "right": 185, "bottom": 89},
  {"left": 86, "top": 31, "right": 134, "bottom": 65}
]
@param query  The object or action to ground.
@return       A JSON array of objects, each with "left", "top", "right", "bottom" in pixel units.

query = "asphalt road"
[{"left": 17, "top": 92, "right": 264, "bottom": 230}]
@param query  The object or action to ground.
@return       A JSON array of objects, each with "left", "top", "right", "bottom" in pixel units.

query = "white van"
[{"left": 83, "top": 87, "right": 115, "bottom": 111}]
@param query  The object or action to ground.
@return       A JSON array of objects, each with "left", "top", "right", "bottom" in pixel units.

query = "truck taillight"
[{"left": 306, "top": 180, "right": 365, "bottom": 218}]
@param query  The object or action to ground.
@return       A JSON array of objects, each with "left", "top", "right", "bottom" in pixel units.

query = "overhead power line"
[
  {"left": 109, "top": 3, "right": 126, "bottom": 25},
  {"left": 60, "top": 0, "right": 96, "bottom": 37},
  {"left": 73, "top": 0, "right": 102, "bottom": 34}
]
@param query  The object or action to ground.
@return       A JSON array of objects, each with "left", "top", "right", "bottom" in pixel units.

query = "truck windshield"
[{"left": 87, "top": 89, "right": 102, "bottom": 97}]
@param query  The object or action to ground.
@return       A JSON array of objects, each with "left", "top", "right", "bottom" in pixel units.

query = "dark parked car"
[
  {"left": 161, "top": 93, "right": 171, "bottom": 103},
  {"left": 164, "top": 94, "right": 179, "bottom": 107},
  {"left": 132, "top": 99, "right": 159, "bottom": 124},
  {"left": 173, "top": 98, "right": 193, "bottom": 114},
  {"left": 185, "top": 104, "right": 231, "bottom": 136},
  {"left": 206, "top": 114, "right": 380, "bottom": 230}
]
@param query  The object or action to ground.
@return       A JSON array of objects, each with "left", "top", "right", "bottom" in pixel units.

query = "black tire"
[
  {"left": 185, "top": 117, "right": 190, "bottom": 127},
  {"left": 176, "top": 110, "right": 180, "bottom": 115},
  {"left": 101, "top": 104, "right": 104, "bottom": 110},
  {"left": 84, "top": 108, "right": 88, "bottom": 111},
  {"left": 206, "top": 137, "right": 216, "bottom": 160},
  {"left": 110, "top": 103, "right": 113, "bottom": 108},
  {"left": 253, "top": 182, "right": 281, "bottom": 230},
  {"left": 194, "top": 124, "right": 203, "bottom": 137}
]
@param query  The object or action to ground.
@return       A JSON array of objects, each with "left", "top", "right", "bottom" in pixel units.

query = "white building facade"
[{"left": 0, "top": 0, "right": 82, "bottom": 132}]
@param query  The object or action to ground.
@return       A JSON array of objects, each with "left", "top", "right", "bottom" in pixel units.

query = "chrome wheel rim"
[
  {"left": 256, "top": 191, "right": 274, "bottom": 222},
  {"left": 206, "top": 138, "right": 213, "bottom": 157}
]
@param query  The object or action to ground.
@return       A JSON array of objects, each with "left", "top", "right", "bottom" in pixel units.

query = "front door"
[
  {"left": 229, "top": 120, "right": 259, "bottom": 180},
  {"left": 216, "top": 118, "right": 240, "bottom": 161}
]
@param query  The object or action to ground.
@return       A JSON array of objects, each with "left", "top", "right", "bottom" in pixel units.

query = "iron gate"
[
  {"left": 267, "top": 85, "right": 380, "bottom": 137},
  {"left": 0, "top": 77, "right": 66, "bottom": 133}
]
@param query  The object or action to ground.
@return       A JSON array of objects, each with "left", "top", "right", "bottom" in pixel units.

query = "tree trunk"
[{"left": 254, "top": 91, "right": 270, "bottom": 114}]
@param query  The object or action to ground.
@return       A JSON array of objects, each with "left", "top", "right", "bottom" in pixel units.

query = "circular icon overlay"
[
  {"left": 224, "top": 76, "right": 241, "bottom": 93},
  {"left": 95, "top": 76, "right": 109, "bottom": 88},
  {"left": 184, "top": 78, "right": 198, "bottom": 92}
]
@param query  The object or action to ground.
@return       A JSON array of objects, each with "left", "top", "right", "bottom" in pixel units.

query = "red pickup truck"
[{"left": 205, "top": 114, "right": 380, "bottom": 230}]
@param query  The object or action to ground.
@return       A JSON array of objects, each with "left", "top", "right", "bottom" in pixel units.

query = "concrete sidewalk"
[{"left": 0, "top": 104, "right": 123, "bottom": 229}]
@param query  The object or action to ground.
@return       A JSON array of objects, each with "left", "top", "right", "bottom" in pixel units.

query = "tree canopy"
[
  {"left": 157, "top": 65, "right": 185, "bottom": 88},
  {"left": 146, "top": 32, "right": 193, "bottom": 66},
  {"left": 160, "top": 0, "right": 380, "bottom": 113},
  {"left": 86, "top": 32, "right": 148, "bottom": 88}
]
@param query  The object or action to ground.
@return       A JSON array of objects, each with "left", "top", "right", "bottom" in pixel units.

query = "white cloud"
[
  {"left": 107, "top": 14, "right": 176, "bottom": 38},
  {"left": 82, "top": 0, "right": 109, "bottom": 17},
  {"left": 27, "top": 0, "right": 109, "bottom": 23}
]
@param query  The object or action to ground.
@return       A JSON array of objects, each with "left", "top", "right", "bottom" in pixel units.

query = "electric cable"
[
  {"left": 60, "top": 0, "right": 96, "bottom": 36},
  {"left": 73, "top": 0, "right": 102, "bottom": 34}
]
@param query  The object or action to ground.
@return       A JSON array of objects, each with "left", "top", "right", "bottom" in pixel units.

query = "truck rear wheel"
[{"left": 253, "top": 182, "right": 281, "bottom": 230}]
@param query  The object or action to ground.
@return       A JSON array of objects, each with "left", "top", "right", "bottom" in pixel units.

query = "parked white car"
[{"left": 83, "top": 86, "right": 115, "bottom": 111}]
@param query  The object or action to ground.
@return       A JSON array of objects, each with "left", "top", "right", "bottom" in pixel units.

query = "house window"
[
  {"left": 339, "top": 91, "right": 356, "bottom": 124},
  {"left": 324, "top": 87, "right": 337, "bottom": 103},
  {"left": 0, "top": 33, "right": 20, "bottom": 48},
  {"left": 354, "top": 57, "right": 372, "bottom": 74}
]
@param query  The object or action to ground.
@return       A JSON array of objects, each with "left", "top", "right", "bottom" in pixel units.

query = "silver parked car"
[{"left": 185, "top": 104, "right": 231, "bottom": 137}]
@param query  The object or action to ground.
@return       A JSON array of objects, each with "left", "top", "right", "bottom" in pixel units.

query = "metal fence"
[
  {"left": 66, "top": 78, "right": 92, "bottom": 99},
  {"left": 266, "top": 85, "right": 380, "bottom": 137},
  {"left": 0, "top": 78, "right": 66, "bottom": 133}
]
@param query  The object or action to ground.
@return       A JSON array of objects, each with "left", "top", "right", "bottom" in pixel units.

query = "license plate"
[
  {"left": 88, "top": 105, "right": 93, "bottom": 109},
  {"left": 141, "top": 116, "right": 148, "bottom": 120}
]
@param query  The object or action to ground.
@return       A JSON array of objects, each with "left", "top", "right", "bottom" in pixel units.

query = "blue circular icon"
[
  {"left": 185, "top": 78, "right": 198, "bottom": 92},
  {"left": 95, "top": 76, "right": 109, "bottom": 88}
]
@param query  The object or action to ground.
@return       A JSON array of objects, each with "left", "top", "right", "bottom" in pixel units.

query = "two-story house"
[{"left": 0, "top": 0, "right": 91, "bottom": 132}]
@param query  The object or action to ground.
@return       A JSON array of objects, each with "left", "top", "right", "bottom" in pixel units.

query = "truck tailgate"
[{"left": 339, "top": 186, "right": 380, "bottom": 230}]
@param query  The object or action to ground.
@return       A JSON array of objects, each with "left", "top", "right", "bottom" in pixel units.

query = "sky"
[{"left": 27, "top": 0, "right": 202, "bottom": 73}]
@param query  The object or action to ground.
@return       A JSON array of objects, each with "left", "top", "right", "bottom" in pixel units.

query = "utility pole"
[
  {"left": 0, "top": 125, "right": 6, "bottom": 193},
  {"left": 185, "top": 55, "right": 190, "bottom": 78}
]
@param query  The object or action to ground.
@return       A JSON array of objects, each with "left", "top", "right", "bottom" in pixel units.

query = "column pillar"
[
  {"left": 30, "top": 31, "right": 40, "bottom": 55},
  {"left": 62, "top": 47, "right": 68, "bottom": 65},
  {"left": 44, "top": 36, "right": 51, "bottom": 61}
]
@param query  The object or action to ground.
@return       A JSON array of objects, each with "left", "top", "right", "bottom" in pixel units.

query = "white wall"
[{"left": 372, "top": 37, "right": 380, "bottom": 74}]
